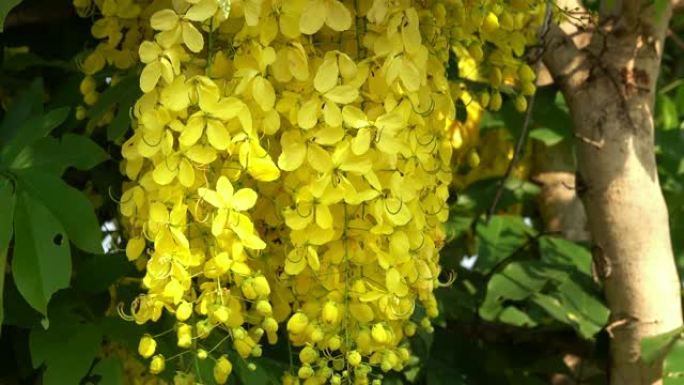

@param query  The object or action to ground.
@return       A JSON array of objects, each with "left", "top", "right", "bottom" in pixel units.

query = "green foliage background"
[{"left": 0, "top": 1, "right": 683, "bottom": 384}]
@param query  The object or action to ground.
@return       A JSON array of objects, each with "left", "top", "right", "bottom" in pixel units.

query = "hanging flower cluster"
[{"left": 76, "top": 0, "right": 547, "bottom": 384}]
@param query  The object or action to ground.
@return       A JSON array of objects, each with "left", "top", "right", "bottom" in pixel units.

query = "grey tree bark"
[{"left": 543, "top": 1, "right": 683, "bottom": 383}]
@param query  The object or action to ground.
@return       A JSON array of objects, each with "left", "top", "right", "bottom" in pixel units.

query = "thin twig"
[
  {"left": 667, "top": 28, "right": 684, "bottom": 51},
  {"left": 486, "top": 2, "right": 555, "bottom": 221}
]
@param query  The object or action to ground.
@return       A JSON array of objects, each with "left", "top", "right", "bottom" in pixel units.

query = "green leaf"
[
  {"left": 0, "top": 107, "right": 70, "bottom": 166},
  {"left": 225, "top": 350, "right": 279, "bottom": 385},
  {"left": 444, "top": 215, "right": 472, "bottom": 243},
  {"left": 0, "top": 79, "right": 43, "bottom": 143},
  {"left": 73, "top": 253, "right": 135, "bottom": 294},
  {"left": 641, "top": 326, "right": 684, "bottom": 365},
  {"left": 0, "top": 178, "right": 16, "bottom": 327},
  {"left": 475, "top": 216, "right": 534, "bottom": 273},
  {"left": 538, "top": 236, "right": 593, "bottom": 276},
  {"left": 529, "top": 128, "right": 565, "bottom": 146},
  {"left": 92, "top": 357, "right": 124, "bottom": 385},
  {"left": 10, "top": 134, "right": 109, "bottom": 174},
  {"left": 531, "top": 293, "right": 569, "bottom": 325},
  {"left": 107, "top": 78, "right": 141, "bottom": 141},
  {"left": 555, "top": 280, "right": 609, "bottom": 338},
  {"left": 11, "top": 192, "right": 71, "bottom": 315},
  {"left": 658, "top": 95, "right": 679, "bottom": 130},
  {"left": 15, "top": 168, "right": 102, "bottom": 253},
  {"left": 1, "top": 52, "right": 73, "bottom": 72},
  {"left": 531, "top": 89, "right": 572, "bottom": 139},
  {"left": 479, "top": 262, "right": 548, "bottom": 320},
  {"left": 498, "top": 306, "right": 538, "bottom": 327},
  {"left": 30, "top": 320, "right": 103, "bottom": 385},
  {"left": 665, "top": 339, "right": 684, "bottom": 383},
  {"left": 426, "top": 329, "right": 469, "bottom": 385},
  {"left": 86, "top": 74, "right": 139, "bottom": 141},
  {"left": 0, "top": 0, "right": 23, "bottom": 32},
  {"left": 655, "top": 0, "right": 668, "bottom": 20}
]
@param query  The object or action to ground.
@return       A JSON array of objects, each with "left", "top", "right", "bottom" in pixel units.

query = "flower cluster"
[{"left": 76, "top": 0, "right": 546, "bottom": 384}]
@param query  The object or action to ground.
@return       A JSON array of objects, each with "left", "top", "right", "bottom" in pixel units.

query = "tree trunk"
[
  {"left": 544, "top": 3, "right": 683, "bottom": 384},
  {"left": 531, "top": 140, "right": 589, "bottom": 242}
]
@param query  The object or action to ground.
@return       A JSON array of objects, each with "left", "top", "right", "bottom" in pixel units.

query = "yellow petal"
[
  {"left": 232, "top": 188, "right": 257, "bottom": 211},
  {"left": 314, "top": 125, "right": 344, "bottom": 145},
  {"left": 210, "top": 97, "right": 246, "bottom": 120},
  {"left": 185, "top": 0, "right": 218, "bottom": 21},
  {"left": 285, "top": 248, "right": 307, "bottom": 275},
  {"left": 170, "top": 227, "right": 190, "bottom": 249},
  {"left": 284, "top": 207, "right": 313, "bottom": 230},
  {"left": 386, "top": 267, "right": 408, "bottom": 297},
  {"left": 216, "top": 176, "right": 234, "bottom": 203},
  {"left": 149, "top": 202, "right": 168, "bottom": 223},
  {"left": 185, "top": 145, "right": 217, "bottom": 164},
  {"left": 277, "top": 130, "right": 306, "bottom": 171},
  {"left": 150, "top": 9, "right": 179, "bottom": 31},
  {"left": 179, "top": 115, "right": 205, "bottom": 147},
  {"left": 206, "top": 120, "right": 230, "bottom": 150},
  {"left": 385, "top": 198, "right": 411, "bottom": 226},
  {"left": 243, "top": 0, "right": 263, "bottom": 26},
  {"left": 337, "top": 53, "right": 357, "bottom": 80},
  {"left": 241, "top": 233, "right": 267, "bottom": 250},
  {"left": 314, "top": 56, "right": 339, "bottom": 93},
  {"left": 350, "top": 303, "right": 374, "bottom": 323},
  {"left": 152, "top": 157, "right": 179, "bottom": 185},
  {"left": 198, "top": 188, "right": 223, "bottom": 209},
  {"left": 231, "top": 261, "right": 252, "bottom": 276},
  {"left": 324, "top": 85, "right": 358, "bottom": 104},
  {"left": 288, "top": 43, "right": 310, "bottom": 81},
  {"left": 399, "top": 58, "right": 421, "bottom": 92},
  {"left": 140, "top": 61, "right": 162, "bottom": 93},
  {"left": 182, "top": 22, "right": 204, "bottom": 53},
  {"left": 342, "top": 105, "right": 368, "bottom": 128},
  {"left": 212, "top": 209, "right": 228, "bottom": 236},
  {"left": 307, "top": 143, "right": 333, "bottom": 173},
  {"left": 297, "top": 97, "right": 320, "bottom": 129},
  {"left": 252, "top": 76, "right": 276, "bottom": 111},
  {"left": 299, "top": 0, "right": 326, "bottom": 34},
  {"left": 351, "top": 127, "right": 372, "bottom": 155},
  {"left": 248, "top": 154, "right": 280, "bottom": 182},
  {"left": 325, "top": 0, "right": 351, "bottom": 31},
  {"left": 315, "top": 204, "right": 332, "bottom": 229},
  {"left": 401, "top": 8, "right": 422, "bottom": 54},
  {"left": 178, "top": 158, "right": 195, "bottom": 187},
  {"left": 375, "top": 111, "right": 405, "bottom": 132},
  {"left": 306, "top": 246, "right": 320, "bottom": 271},
  {"left": 139, "top": 41, "right": 161, "bottom": 63},
  {"left": 126, "top": 236, "right": 146, "bottom": 261},
  {"left": 156, "top": 28, "right": 182, "bottom": 51},
  {"left": 160, "top": 75, "right": 190, "bottom": 111},
  {"left": 322, "top": 102, "right": 342, "bottom": 128},
  {"left": 262, "top": 109, "right": 281, "bottom": 135}
]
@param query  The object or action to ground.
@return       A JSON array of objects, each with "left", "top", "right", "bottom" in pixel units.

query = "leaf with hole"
[
  {"left": 11, "top": 192, "right": 71, "bottom": 315},
  {"left": 16, "top": 168, "right": 102, "bottom": 253}
]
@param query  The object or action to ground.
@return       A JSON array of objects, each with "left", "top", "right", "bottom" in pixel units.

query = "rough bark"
[{"left": 543, "top": 2, "right": 683, "bottom": 384}]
